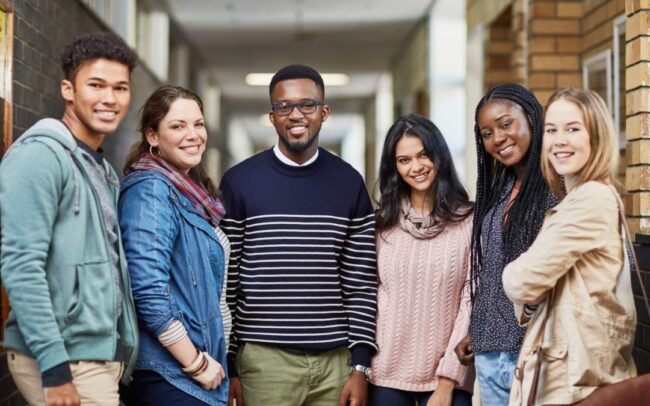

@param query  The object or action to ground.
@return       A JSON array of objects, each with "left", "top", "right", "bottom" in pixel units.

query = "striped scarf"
[{"left": 129, "top": 154, "right": 226, "bottom": 226}]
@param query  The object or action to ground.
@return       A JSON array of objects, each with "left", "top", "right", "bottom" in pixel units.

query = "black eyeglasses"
[{"left": 271, "top": 99, "right": 323, "bottom": 116}]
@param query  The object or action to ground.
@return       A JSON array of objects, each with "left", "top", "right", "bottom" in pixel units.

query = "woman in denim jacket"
[{"left": 119, "top": 86, "right": 230, "bottom": 405}]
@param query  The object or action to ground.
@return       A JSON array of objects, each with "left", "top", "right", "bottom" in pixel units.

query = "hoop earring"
[{"left": 149, "top": 144, "right": 156, "bottom": 156}]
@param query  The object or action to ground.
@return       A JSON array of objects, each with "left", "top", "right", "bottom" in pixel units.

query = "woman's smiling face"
[
  {"left": 146, "top": 98, "right": 207, "bottom": 174},
  {"left": 477, "top": 99, "right": 532, "bottom": 172}
]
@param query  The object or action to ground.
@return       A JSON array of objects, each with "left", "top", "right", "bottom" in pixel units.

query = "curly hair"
[
  {"left": 269, "top": 64, "right": 325, "bottom": 99},
  {"left": 61, "top": 31, "right": 137, "bottom": 82},
  {"left": 376, "top": 114, "right": 472, "bottom": 235},
  {"left": 470, "top": 83, "right": 558, "bottom": 301}
]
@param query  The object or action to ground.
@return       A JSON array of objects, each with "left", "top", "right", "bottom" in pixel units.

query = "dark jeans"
[
  {"left": 121, "top": 370, "right": 208, "bottom": 406},
  {"left": 368, "top": 383, "right": 473, "bottom": 406}
]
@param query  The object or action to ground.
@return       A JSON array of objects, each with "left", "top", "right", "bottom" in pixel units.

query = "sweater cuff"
[
  {"left": 350, "top": 344, "right": 373, "bottom": 368},
  {"left": 435, "top": 356, "right": 469, "bottom": 391},
  {"left": 42, "top": 362, "right": 73, "bottom": 387}
]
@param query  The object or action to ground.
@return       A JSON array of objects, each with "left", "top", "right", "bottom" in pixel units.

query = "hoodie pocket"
[{"left": 64, "top": 261, "right": 114, "bottom": 338}]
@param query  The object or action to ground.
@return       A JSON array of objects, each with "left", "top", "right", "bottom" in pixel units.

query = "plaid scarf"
[{"left": 129, "top": 154, "right": 226, "bottom": 226}]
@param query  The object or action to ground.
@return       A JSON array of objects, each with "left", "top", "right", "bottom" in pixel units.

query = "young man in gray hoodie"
[{"left": 0, "top": 32, "right": 139, "bottom": 406}]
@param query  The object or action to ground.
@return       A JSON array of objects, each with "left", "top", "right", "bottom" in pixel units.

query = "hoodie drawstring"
[{"left": 67, "top": 150, "right": 81, "bottom": 214}]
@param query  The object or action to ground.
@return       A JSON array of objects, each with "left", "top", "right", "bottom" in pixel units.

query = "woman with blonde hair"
[{"left": 503, "top": 88, "right": 637, "bottom": 405}]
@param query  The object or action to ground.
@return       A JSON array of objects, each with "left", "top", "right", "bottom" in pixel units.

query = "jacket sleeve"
[
  {"left": 435, "top": 218, "right": 473, "bottom": 388},
  {"left": 0, "top": 141, "right": 70, "bottom": 373},
  {"left": 218, "top": 174, "right": 245, "bottom": 376},
  {"left": 340, "top": 181, "right": 378, "bottom": 367},
  {"left": 503, "top": 183, "right": 615, "bottom": 309},
  {"left": 118, "top": 178, "right": 179, "bottom": 336}
]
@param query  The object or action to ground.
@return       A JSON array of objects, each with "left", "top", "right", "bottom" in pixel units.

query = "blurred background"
[
  {"left": 1, "top": 0, "right": 650, "bottom": 404},
  {"left": 2, "top": 0, "right": 471, "bottom": 196}
]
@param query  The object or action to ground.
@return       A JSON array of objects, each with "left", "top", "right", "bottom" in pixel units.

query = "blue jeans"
[
  {"left": 475, "top": 352, "right": 518, "bottom": 406},
  {"left": 368, "top": 384, "right": 472, "bottom": 406},
  {"left": 122, "top": 370, "right": 209, "bottom": 405}
]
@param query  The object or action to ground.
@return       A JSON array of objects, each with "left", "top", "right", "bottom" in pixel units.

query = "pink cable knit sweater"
[{"left": 371, "top": 215, "right": 474, "bottom": 393}]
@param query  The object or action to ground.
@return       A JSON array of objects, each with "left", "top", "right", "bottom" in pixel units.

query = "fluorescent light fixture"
[
  {"left": 246, "top": 73, "right": 350, "bottom": 86},
  {"left": 322, "top": 74, "right": 349, "bottom": 86},
  {"left": 246, "top": 73, "right": 274, "bottom": 86}
]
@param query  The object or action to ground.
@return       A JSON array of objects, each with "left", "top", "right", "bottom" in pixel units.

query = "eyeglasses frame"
[{"left": 271, "top": 99, "right": 324, "bottom": 116}]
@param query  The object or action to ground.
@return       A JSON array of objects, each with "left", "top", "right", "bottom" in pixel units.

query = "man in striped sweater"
[{"left": 220, "top": 64, "right": 378, "bottom": 406}]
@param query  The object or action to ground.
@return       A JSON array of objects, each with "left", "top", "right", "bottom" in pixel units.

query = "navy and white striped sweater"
[{"left": 219, "top": 148, "right": 378, "bottom": 373}]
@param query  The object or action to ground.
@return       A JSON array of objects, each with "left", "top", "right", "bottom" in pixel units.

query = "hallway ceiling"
[{"left": 165, "top": 0, "right": 433, "bottom": 101}]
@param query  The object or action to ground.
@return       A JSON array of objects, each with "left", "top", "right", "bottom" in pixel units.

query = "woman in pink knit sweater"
[{"left": 370, "top": 114, "right": 474, "bottom": 406}]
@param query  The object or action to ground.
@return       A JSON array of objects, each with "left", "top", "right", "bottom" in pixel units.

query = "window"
[
  {"left": 583, "top": 49, "right": 613, "bottom": 113},
  {"left": 80, "top": 0, "right": 137, "bottom": 47},
  {"left": 136, "top": 0, "right": 169, "bottom": 81},
  {"left": 613, "top": 15, "right": 627, "bottom": 149}
]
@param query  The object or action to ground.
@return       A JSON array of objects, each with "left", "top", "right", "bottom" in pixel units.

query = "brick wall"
[
  {"left": 624, "top": 0, "right": 650, "bottom": 370},
  {"left": 11, "top": 0, "right": 104, "bottom": 138},
  {"left": 528, "top": 0, "right": 582, "bottom": 105},
  {"left": 582, "top": 0, "right": 625, "bottom": 58},
  {"left": 625, "top": 0, "right": 650, "bottom": 238},
  {"left": 485, "top": 6, "right": 517, "bottom": 88},
  {"left": 512, "top": 0, "right": 528, "bottom": 84}
]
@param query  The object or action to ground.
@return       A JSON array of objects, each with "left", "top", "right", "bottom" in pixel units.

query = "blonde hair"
[{"left": 541, "top": 88, "right": 619, "bottom": 197}]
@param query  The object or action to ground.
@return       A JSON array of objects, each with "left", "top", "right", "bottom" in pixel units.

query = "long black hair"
[
  {"left": 470, "top": 83, "right": 557, "bottom": 301},
  {"left": 376, "top": 113, "right": 472, "bottom": 235}
]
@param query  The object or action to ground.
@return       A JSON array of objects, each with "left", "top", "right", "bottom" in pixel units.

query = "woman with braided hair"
[{"left": 453, "top": 83, "right": 558, "bottom": 405}]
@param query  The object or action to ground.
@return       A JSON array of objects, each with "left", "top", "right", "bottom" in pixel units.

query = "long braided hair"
[{"left": 469, "top": 83, "right": 556, "bottom": 301}]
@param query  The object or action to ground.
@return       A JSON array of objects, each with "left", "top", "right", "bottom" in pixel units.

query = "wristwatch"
[{"left": 350, "top": 364, "right": 372, "bottom": 381}]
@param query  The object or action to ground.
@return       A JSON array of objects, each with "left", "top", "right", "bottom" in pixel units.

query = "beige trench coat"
[{"left": 503, "top": 181, "right": 636, "bottom": 405}]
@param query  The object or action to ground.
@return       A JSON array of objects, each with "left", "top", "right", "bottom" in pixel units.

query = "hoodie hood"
[
  {"left": 8, "top": 119, "right": 96, "bottom": 215},
  {"left": 11, "top": 118, "right": 79, "bottom": 153}
]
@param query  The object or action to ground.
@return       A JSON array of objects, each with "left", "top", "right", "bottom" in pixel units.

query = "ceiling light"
[
  {"left": 245, "top": 73, "right": 350, "bottom": 86},
  {"left": 322, "top": 74, "right": 349, "bottom": 86},
  {"left": 245, "top": 73, "right": 274, "bottom": 86}
]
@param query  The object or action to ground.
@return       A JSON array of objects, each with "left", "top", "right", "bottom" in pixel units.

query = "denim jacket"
[{"left": 119, "top": 171, "right": 228, "bottom": 405}]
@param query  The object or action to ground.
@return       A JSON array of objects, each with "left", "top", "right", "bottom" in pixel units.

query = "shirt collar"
[
  {"left": 60, "top": 120, "right": 104, "bottom": 164},
  {"left": 273, "top": 144, "right": 319, "bottom": 167}
]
